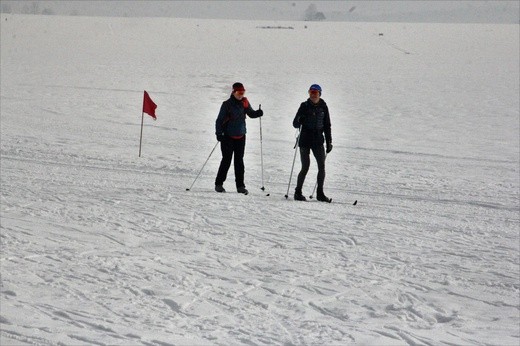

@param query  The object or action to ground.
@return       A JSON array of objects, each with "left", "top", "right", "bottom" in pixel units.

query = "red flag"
[{"left": 143, "top": 91, "right": 157, "bottom": 119}]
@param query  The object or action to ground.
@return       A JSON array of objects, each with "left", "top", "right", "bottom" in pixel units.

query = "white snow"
[{"left": 1, "top": 14, "right": 519, "bottom": 346}]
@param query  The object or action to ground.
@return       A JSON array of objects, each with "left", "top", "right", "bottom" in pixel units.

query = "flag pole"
[
  {"left": 140, "top": 90, "right": 157, "bottom": 157},
  {"left": 139, "top": 111, "right": 144, "bottom": 157}
]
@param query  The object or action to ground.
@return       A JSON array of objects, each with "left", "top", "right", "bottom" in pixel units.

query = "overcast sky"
[{"left": 1, "top": 1, "right": 519, "bottom": 23}]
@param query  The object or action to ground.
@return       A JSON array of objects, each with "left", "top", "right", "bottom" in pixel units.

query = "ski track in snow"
[{"left": 1, "top": 14, "right": 519, "bottom": 346}]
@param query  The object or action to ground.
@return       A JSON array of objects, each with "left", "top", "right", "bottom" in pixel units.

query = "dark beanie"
[{"left": 232, "top": 82, "right": 245, "bottom": 92}]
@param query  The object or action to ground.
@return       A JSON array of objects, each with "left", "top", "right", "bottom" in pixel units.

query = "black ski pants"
[
  {"left": 296, "top": 145, "right": 326, "bottom": 194},
  {"left": 215, "top": 136, "right": 246, "bottom": 188}
]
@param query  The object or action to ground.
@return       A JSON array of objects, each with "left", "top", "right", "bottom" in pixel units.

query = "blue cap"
[{"left": 309, "top": 84, "right": 322, "bottom": 95}]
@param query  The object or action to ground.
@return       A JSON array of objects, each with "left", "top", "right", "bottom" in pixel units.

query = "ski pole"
[
  {"left": 309, "top": 180, "right": 318, "bottom": 199},
  {"left": 259, "top": 104, "right": 265, "bottom": 192},
  {"left": 285, "top": 126, "right": 302, "bottom": 199},
  {"left": 186, "top": 141, "right": 219, "bottom": 191},
  {"left": 309, "top": 151, "right": 327, "bottom": 199}
]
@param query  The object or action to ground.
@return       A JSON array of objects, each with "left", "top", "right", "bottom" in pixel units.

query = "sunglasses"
[
  {"left": 309, "top": 90, "right": 320, "bottom": 95},
  {"left": 235, "top": 89, "right": 246, "bottom": 94}
]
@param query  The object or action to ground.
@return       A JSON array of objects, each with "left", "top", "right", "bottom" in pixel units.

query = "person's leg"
[
  {"left": 295, "top": 147, "right": 311, "bottom": 194},
  {"left": 312, "top": 145, "right": 330, "bottom": 201},
  {"left": 233, "top": 137, "right": 246, "bottom": 189},
  {"left": 312, "top": 145, "right": 326, "bottom": 193},
  {"left": 215, "top": 138, "right": 233, "bottom": 188}
]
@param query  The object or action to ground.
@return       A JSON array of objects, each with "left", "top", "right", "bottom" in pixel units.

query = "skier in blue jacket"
[
  {"left": 215, "top": 82, "right": 263, "bottom": 194},
  {"left": 292, "top": 84, "right": 332, "bottom": 202}
]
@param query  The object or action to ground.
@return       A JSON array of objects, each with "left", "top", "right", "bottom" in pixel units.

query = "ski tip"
[{"left": 353, "top": 200, "right": 358, "bottom": 205}]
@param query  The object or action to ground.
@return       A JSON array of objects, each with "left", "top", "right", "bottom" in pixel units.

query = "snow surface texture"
[{"left": 1, "top": 14, "right": 519, "bottom": 346}]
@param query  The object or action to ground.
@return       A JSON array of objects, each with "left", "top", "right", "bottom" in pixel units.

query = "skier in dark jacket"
[
  {"left": 215, "top": 82, "right": 263, "bottom": 194},
  {"left": 292, "top": 84, "right": 332, "bottom": 202}
]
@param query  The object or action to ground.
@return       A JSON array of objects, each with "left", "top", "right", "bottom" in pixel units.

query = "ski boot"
[
  {"left": 237, "top": 186, "right": 249, "bottom": 194},
  {"left": 294, "top": 189, "right": 307, "bottom": 201},
  {"left": 317, "top": 190, "right": 331, "bottom": 203}
]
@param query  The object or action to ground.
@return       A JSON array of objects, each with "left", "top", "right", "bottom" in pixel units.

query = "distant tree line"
[
  {"left": 1, "top": 1, "right": 327, "bottom": 21},
  {"left": 1, "top": 2, "right": 55, "bottom": 15},
  {"left": 304, "top": 4, "right": 326, "bottom": 21}
]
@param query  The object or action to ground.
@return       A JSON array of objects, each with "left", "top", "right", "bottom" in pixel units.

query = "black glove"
[
  {"left": 326, "top": 142, "right": 333, "bottom": 153},
  {"left": 216, "top": 133, "right": 225, "bottom": 142},
  {"left": 257, "top": 109, "right": 263, "bottom": 117}
]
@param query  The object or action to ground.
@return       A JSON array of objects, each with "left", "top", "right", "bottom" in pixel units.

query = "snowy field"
[{"left": 1, "top": 14, "right": 519, "bottom": 345}]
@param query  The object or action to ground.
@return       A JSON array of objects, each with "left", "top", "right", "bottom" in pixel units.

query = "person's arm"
[
  {"left": 215, "top": 102, "right": 228, "bottom": 141},
  {"left": 324, "top": 105, "right": 332, "bottom": 152},
  {"left": 244, "top": 98, "right": 263, "bottom": 118},
  {"left": 293, "top": 103, "right": 305, "bottom": 128}
]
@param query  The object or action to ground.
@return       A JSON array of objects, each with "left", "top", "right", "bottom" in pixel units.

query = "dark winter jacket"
[
  {"left": 293, "top": 98, "right": 332, "bottom": 148},
  {"left": 216, "top": 96, "right": 262, "bottom": 138}
]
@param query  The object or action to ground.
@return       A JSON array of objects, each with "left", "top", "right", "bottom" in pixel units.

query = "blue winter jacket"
[{"left": 215, "top": 96, "right": 262, "bottom": 138}]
